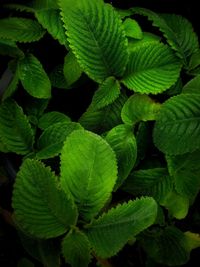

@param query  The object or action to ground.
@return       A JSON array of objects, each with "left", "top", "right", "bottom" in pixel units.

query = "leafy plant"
[{"left": 0, "top": 0, "right": 200, "bottom": 266}]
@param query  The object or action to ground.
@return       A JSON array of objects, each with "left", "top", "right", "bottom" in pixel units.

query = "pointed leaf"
[
  {"left": 12, "top": 159, "right": 78, "bottom": 238},
  {"left": 106, "top": 124, "right": 137, "bottom": 189},
  {"left": 18, "top": 54, "right": 51, "bottom": 99},
  {"left": 0, "top": 100, "right": 34, "bottom": 155},
  {"left": 122, "top": 43, "right": 181, "bottom": 94},
  {"left": 182, "top": 74, "right": 200, "bottom": 95},
  {"left": 86, "top": 197, "right": 157, "bottom": 258},
  {"left": 153, "top": 94, "right": 200, "bottom": 155},
  {"left": 123, "top": 18, "right": 143, "bottom": 39},
  {"left": 60, "top": 130, "right": 118, "bottom": 221},
  {"left": 184, "top": 231, "right": 200, "bottom": 251},
  {"left": 59, "top": 0, "right": 128, "bottom": 82},
  {"left": 38, "top": 111, "right": 71, "bottom": 130},
  {"left": 121, "top": 94, "right": 161, "bottom": 125},
  {"left": 62, "top": 229, "right": 91, "bottom": 267},
  {"left": 0, "top": 18, "right": 45, "bottom": 43},
  {"left": 2, "top": 68, "right": 19, "bottom": 100}
]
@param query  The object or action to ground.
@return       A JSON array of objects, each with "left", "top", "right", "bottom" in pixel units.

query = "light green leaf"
[
  {"left": 18, "top": 54, "right": 51, "bottom": 99},
  {"left": 0, "top": 100, "right": 34, "bottom": 155},
  {"left": 123, "top": 18, "right": 143, "bottom": 39},
  {"left": 85, "top": 197, "right": 157, "bottom": 258},
  {"left": 128, "top": 32, "right": 160, "bottom": 52},
  {"left": 116, "top": 8, "right": 133, "bottom": 19},
  {"left": 38, "top": 111, "right": 71, "bottom": 130},
  {"left": 0, "top": 18, "right": 45, "bottom": 43},
  {"left": 12, "top": 159, "right": 78, "bottom": 238},
  {"left": 184, "top": 231, "right": 200, "bottom": 251},
  {"left": 59, "top": 0, "right": 128, "bottom": 82},
  {"left": 90, "top": 77, "right": 120, "bottom": 110},
  {"left": 182, "top": 74, "right": 200, "bottom": 94},
  {"left": 60, "top": 130, "right": 118, "bottom": 221},
  {"left": 62, "top": 229, "right": 91, "bottom": 267},
  {"left": 37, "top": 122, "right": 83, "bottom": 159},
  {"left": 122, "top": 43, "right": 181, "bottom": 94},
  {"left": 106, "top": 124, "right": 137, "bottom": 189},
  {"left": 121, "top": 94, "right": 161, "bottom": 125},
  {"left": 153, "top": 94, "right": 200, "bottom": 155}
]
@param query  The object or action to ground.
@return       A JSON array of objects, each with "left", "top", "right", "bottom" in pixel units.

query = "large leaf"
[
  {"left": 0, "top": 100, "right": 34, "bottom": 155},
  {"left": 121, "top": 94, "right": 161, "bottom": 125},
  {"left": 18, "top": 54, "right": 51, "bottom": 99},
  {"left": 122, "top": 43, "right": 181, "bottom": 94},
  {"left": 85, "top": 197, "right": 157, "bottom": 258},
  {"left": 153, "top": 94, "right": 200, "bottom": 155},
  {"left": 59, "top": 0, "right": 128, "bottom": 83},
  {"left": 38, "top": 111, "right": 71, "bottom": 130},
  {"left": 106, "top": 124, "right": 137, "bottom": 189},
  {"left": 12, "top": 159, "right": 78, "bottom": 238},
  {"left": 60, "top": 130, "right": 118, "bottom": 221},
  {"left": 62, "top": 230, "right": 91, "bottom": 267},
  {"left": 0, "top": 18, "right": 45, "bottom": 43}
]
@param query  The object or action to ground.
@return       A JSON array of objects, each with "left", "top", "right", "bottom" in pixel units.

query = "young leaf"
[
  {"left": 59, "top": 0, "right": 129, "bottom": 82},
  {"left": 123, "top": 18, "right": 143, "bottom": 39},
  {"left": 153, "top": 94, "right": 200, "bottom": 155},
  {"left": 90, "top": 77, "right": 120, "bottom": 110},
  {"left": 12, "top": 159, "right": 78, "bottom": 238},
  {"left": 182, "top": 74, "right": 200, "bottom": 95},
  {"left": 122, "top": 43, "right": 181, "bottom": 94},
  {"left": 106, "top": 124, "right": 137, "bottom": 189},
  {"left": 62, "top": 229, "right": 91, "bottom": 267},
  {"left": 60, "top": 130, "right": 118, "bottom": 221},
  {"left": 121, "top": 94, "right": 161, "bottom": 125},
  {"left": 0, "top": 18, "right": 45, "bottom": 43},
  {"left": 18, "top": 54, "right": 51, "bottom": 99},
  {"left": 0, "top": 100, "right": 34, "bottom": 155},
  {"left": 85, "top": 197, "right": 157, "bottom": 258},
  {"left": 38, "top": 111, "right": 71, "bottom": 130}
]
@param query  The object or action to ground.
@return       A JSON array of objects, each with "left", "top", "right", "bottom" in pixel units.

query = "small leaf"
[
  {"left": 12, "top": 159, "right": 78, "bottom": 238},
  {"left": 121, "top": 94, "right": 161, "bottom": 125},
  {"left": 122, "top": 43, "right": 181, "bottom": 94},
  {"left": 182, "top": 74, "right": 200, "bottom": 95},
  {"left": 184, "top": 232, "right": 200, "bottom": 251},
  {"left": 123, "top": 18, "right": 143, "bottom": 39},
  {"left": 85, "top": 197, "right": 157, "bottom": 258},
  {"left": 0, "top": 39, "right": 24, "bottom": 58},
  {"left": 0, "top": 18, "right": 45, "bottom": 43},
  {"left": 2, "top": 68, "right": 19, "bottom": 101},
  {"left": 106, "top": 124, "right": 137, "bottom": 189},
  {"left": 50, "top": 64, "right": 68, "bottom": 89},
  {"left": 60, "top": 130, "right": 118, "bottom": 221},
  {"left": 18, "top": 54, "right": 51, "bottom": 99},
  {"left": 62, "top": 229, "right": 91, "bottom": 267},
  {"left": 90, "top": 77, "right": 120, "bottom": 110},
  {"left": 38, "top": 111, "right": 71, "bottom": 130}
]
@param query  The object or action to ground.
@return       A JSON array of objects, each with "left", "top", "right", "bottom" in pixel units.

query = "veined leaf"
[
  {"left": 85, "top": 197, "right": 157, "bottom": 258},
  {"left": 0, "top": 18, "right": 45, "bottom": 43},
  {"left": 37, "top": 122, "right": 83, "bottom": 159},
  {"left": 59, "top": 0, "right": 129, "bottom": 82},
  {"left": 123, "top": 18, "right": 143, "bottom": 39},
  {"left": 121, "top": 94, "right": 161, "bottom": 125},
  {"left": 12, "top": 159, "right": 78, "bottom": 238},
  {"left": 33, "top": 0, "right": 59, "bottom": 10},
  {"left": 182, "top": 74, "right": 200, "bottom": 95},
  {"left": 62, "top": 229, "right": 91, "bottom": 267},
  {"left": 128, "top": 32, "right": 160, "bottom": 52},
  {"left": 116, "top": 8, "right": 133, "bottom": 19},
  {"left": 0, "top": 100, "right": 34, "bottom": 155},
  {"left": 106, "top": 124, "right": 137, "bottom": 190},
  {"left": 90, "top": 77, "right": 120, "bottom": 110},
  {"left": 18, "top": 54, "right": 51, "bottom": 99},
  {"left": 153, "top": 94, "right": 200, "bottom": 155},
  {"left": 60, "top": 130, "right": 118, "bottom": 221},
  {"left": 38, "top": 111, "right": 71, "bottom": 130},
  {"left": 35, "top": 9, "right": 67, "bottom": 46},
  {"left": 122, "top": 43, "right": 181, "bottom": 94}
]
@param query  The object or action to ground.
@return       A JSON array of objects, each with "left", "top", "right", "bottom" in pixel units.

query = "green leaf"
[
  {"left": 85, "top": 197, "right": 157, "bottom": 258},
  {"left": 35, "top": 9, "right": 67, "bottom": 46},
  {"left": 60, "top": 130, "right": 118, "bottom": 221},
  {"left": 49, "top": 64, "right": 68, "bottom": 89},
  {"left": 167, "top": 151, "right": 200, "bottom": 202},
  {"left": 123, "top": 18, "right": 143, "bottom": 39},
  {"left": 12, "top": 159, "right": 78, "bottom": 238},
  {"left": 121, "top": 94, "right": 161, "bottom": 125},
  {"left": 90, "top": 77, "right": 120, "bottom": 110},
  {"left": 37, "top": 122, "right": 83, "bottom": 159},
  {"left": 24, "top": 98, "right": 49, "bottom": 122},
  {"left": 128, "top": 32, "right": 160, "bottom": 52},
  {"left": 153, "top": 94, "right": 200, "bottom": 155},
  {"left": 182, "top": 74, "right": 200, "bottom": 95},
  {"left": 0, "top": 18, "right": 45, "bottom": 43},
  {"left": 1, "top": 67, "right": 19, "bottom": 101},
  {"left": 0, "top": 39, "right": 24, "bottom": 58},
  {"left": 116, "top": 8, "right": 133, "bottom": 19},
  {"left": 4, "top": 4, "right": 35, "bottom": 13},
  {"left": 32, "top": 0, "right": 59, "bottom": 10},
  {"left": 106, "top": 124, "right": 137, "bottom": 189},
  {"left": 122, "top": 168, "right": 173, "bottom": 203},
  {"left": 0, "top": 100, "right": 34, "bottom": 155},
  {"left": 38, "top": 111, "right": 71, "bottom": 130},
  {"left": 188, "top": 50, "right": 200, "bottom": 71},
  {"left": 59, "top": 0, "right": 128, "bottom": 82},
  {"left": 18, "top": 54, "right": 51, "bottom": 99},
  {"left": 62, "top": 229, "right": 91, "bottom": 267},
  {"left": 184, "top": 231, "right": 200, "bottom": 251},
  {"left": 122, "top": 43, "right": 181, "bottom": 94}
]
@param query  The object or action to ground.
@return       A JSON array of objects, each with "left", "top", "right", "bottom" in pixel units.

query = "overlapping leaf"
[
  {"left": 38, "top": 111, "right": 71, "bottom": 130},
  {"left": 123, "top": 18, "right": 143, "bottom": 39}
]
